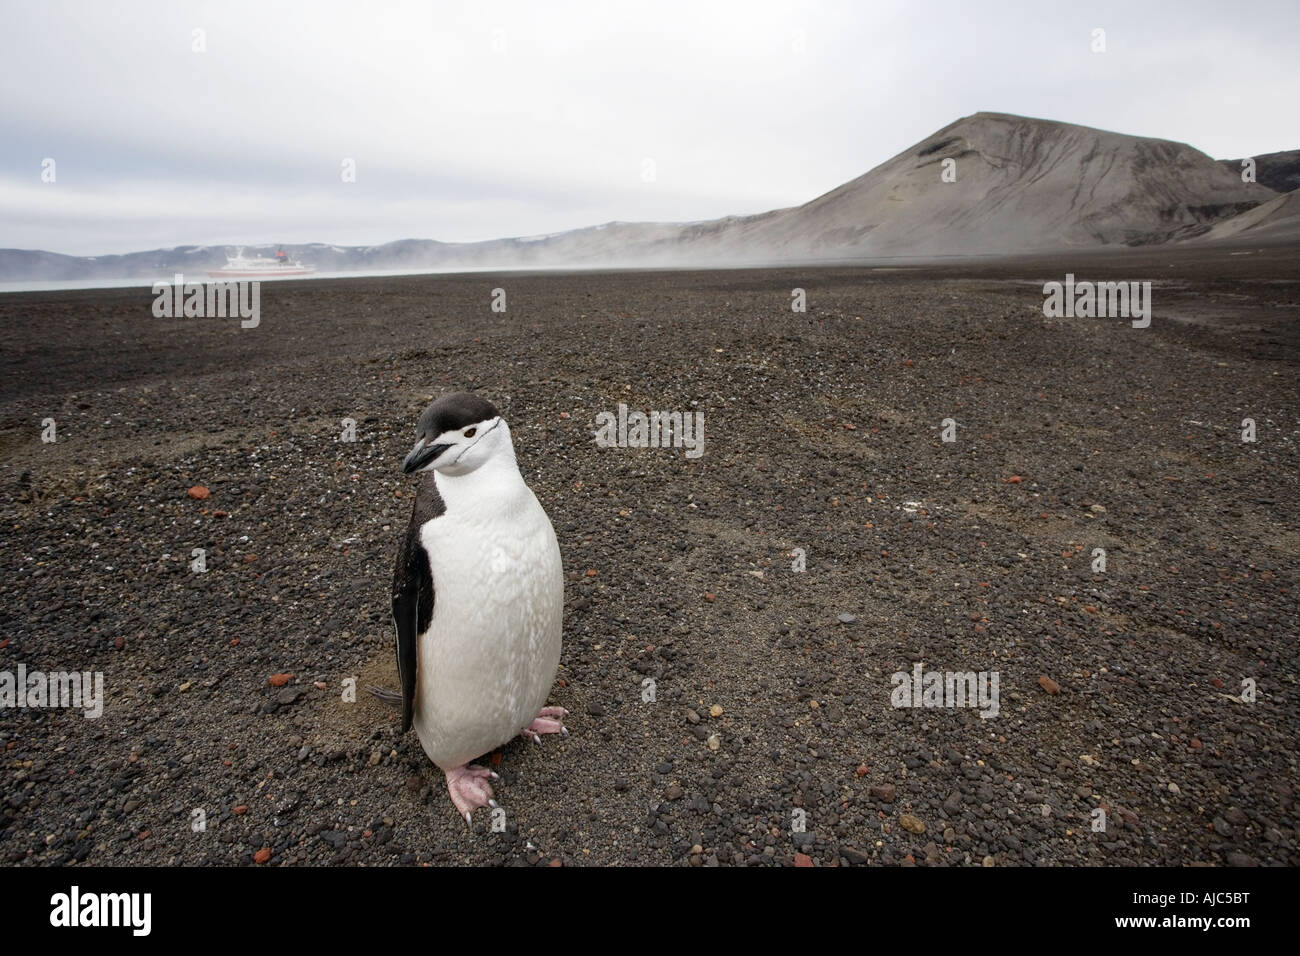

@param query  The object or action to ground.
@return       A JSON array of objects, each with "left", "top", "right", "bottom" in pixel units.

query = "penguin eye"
[{"left": 463, "top": 427, "right": 477, "bottom": 438}]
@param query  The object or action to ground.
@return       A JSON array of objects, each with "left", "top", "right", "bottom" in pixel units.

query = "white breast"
[{"left": 412, "top": 481, "right": 564, "bottom": 770}]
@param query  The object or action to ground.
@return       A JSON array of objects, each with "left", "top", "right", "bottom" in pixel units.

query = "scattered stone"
[
  {"left": 1038, "top": 675, "right": 1062, "bottom": 695},
  {"left": 870, "top": 784, "right": 897, "bottom": 803},
  {"left": 841, "top": 847, "right": 870, "bottom": 865},
  {"left": 900, "top": 813, "right": 926, "bottom": 834}
]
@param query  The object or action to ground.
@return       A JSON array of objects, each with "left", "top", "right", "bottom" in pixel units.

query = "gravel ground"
[{"left": 1, "top": 245, "right": 1296, "bottom": 866}]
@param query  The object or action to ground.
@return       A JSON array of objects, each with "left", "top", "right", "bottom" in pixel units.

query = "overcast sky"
[{"left": 2, "top": 0, "right": 1296, "bottom": 255}]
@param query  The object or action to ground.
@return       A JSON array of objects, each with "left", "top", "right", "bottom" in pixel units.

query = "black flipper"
[{"left": 391, "top": 472, "right": 445, "bottom": 733}]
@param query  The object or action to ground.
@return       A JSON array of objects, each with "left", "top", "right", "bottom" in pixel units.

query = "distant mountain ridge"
[
  {"left": 2, "top": 112, "right": 1294, "bottom": 282},
  {"left": 1217, "top": 150, "right": 1300, "bottom": 194}
]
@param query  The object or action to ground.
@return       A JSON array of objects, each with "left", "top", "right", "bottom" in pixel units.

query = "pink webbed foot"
[
  {"left": 444, "top": 764, "right": 498, "bottom": 825},
  {"left": 519, "top": 706, "right": 569, "bottom": 744}
]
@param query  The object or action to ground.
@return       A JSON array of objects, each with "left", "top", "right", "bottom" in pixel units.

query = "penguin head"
[{"left": 402, "top": 392, "right": 510, "bottom": 477}]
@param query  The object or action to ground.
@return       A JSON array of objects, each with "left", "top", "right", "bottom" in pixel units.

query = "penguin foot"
[
  {"left": 519, "top": 707, "right": 569, "bottom": 744},
  {"left": 444, "top": 764, "right": 499, "bottom": 825}
]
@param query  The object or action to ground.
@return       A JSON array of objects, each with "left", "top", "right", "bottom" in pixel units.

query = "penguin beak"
[{"left": 403, "top": 438, "right": 450, "bottom": 474}]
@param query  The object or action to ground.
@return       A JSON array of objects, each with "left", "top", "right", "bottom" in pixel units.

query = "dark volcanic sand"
[{"left": 1, "top": 245, "right": 1296, "bottom": 867}]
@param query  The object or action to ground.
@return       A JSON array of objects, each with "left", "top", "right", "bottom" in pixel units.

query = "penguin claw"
[{"left": 521, "top": 714, "right": 567, "bottom": 742}]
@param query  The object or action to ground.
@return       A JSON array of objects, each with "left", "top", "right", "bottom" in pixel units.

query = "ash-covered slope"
[
  {"left": 1199, "top": 190, "right": 1300, "bottom": 243},
  {"left": 710, "top": 112, "right": 1274, "bottom": 259}
]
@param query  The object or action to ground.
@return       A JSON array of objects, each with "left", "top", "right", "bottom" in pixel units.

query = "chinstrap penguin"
[{"left": 391, "top": 391, "right": 566, "bottom": 823}]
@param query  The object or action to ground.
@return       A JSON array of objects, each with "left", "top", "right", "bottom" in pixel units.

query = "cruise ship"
[{"left": 207, "top": 247, "right": 315, "bottom": 278}]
